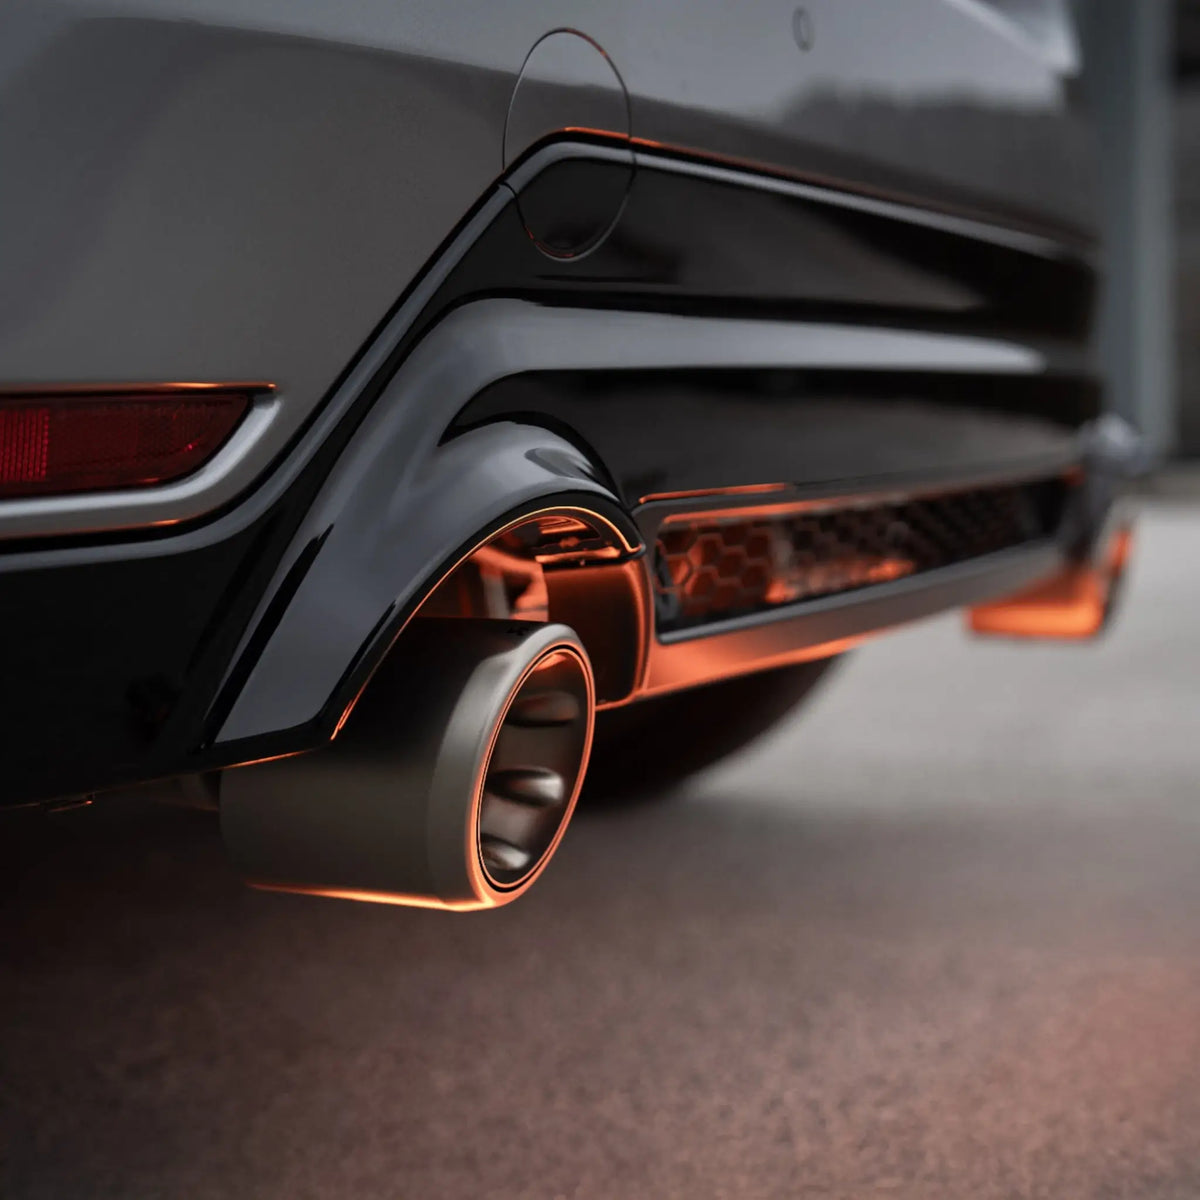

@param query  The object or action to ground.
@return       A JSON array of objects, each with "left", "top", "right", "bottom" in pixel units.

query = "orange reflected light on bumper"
[{"left": 968, "top": 526, "right": 1133, "bottom": 641}]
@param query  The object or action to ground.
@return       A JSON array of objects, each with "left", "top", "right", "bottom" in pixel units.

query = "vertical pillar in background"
[{"left": 1085, "top": 0, "right": 1176, "bottom": 460}]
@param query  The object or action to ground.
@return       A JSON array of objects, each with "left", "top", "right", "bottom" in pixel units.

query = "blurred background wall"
[
  {"left": 1078, "top": 0, "right": 1196, "bottom": 461},
  {"left": 1176, "top": 0, "right": 1200, "bottom": 455}
]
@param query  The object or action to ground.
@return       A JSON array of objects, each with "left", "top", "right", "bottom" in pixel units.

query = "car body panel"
[
  {"left": 1, "top": 0, "right": 1093, "bottom": 465},
  {"left": 0, "top": 2, "right": 1113, "bottom": 806}
]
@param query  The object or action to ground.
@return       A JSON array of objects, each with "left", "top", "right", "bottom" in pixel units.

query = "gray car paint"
[{"left": 0, "top": 0, "right": 1093, "bottom": 513}]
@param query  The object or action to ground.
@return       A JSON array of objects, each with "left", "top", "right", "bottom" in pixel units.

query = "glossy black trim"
[
  {"left": 640, "top": 539, "right": 1068, "bottom": 697},
  {"left": 647, "top": 475, "right": 1070, "bottom": 635},
  {"left": 213, "top": 418, "right": 640, "bottom": 748},
  {"left": 456, "top": 368, "right": 1098, "bottom": 506},
  {"left": 494, "top": 142, "right": 1096, "bottom": 340},
  {"left": 655, "top": 539, "right": 1065, "bottom": 646},
  {"left": 213, "top": 296, "right": 1084, "bottom": 747}
]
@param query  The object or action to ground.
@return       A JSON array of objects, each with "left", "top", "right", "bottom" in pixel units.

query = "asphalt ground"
[{"left": 3, "top": 501, "right": 1200, "bottom": 1199}]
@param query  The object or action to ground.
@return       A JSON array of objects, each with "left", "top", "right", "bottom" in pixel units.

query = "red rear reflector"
[{"left": 0, "top": 391, "right": 250, "bottom": 499}]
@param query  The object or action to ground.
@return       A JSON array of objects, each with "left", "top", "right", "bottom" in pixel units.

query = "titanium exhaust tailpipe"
[{"left": 220, "top": 620, "right": 594, "bottom": 910}]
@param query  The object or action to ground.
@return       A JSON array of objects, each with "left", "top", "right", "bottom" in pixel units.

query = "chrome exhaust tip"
[{"left": 220, "top": 620, "right": 594, "bottom": 910}]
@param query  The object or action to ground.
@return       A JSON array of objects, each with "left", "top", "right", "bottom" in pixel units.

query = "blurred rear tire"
[{"left": 584, "top": 656, "right": 842, "bottom": 802}]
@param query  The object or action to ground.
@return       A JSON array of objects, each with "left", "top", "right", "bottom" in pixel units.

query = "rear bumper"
[
  {"left": 0, "top": 423, "right": 1132, "bottom": 809},
  {"left": 0, "top": 147, "right": 1121, "bottom": 807}
]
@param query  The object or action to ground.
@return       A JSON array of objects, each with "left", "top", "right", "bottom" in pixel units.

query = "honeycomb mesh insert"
[{"left": 653, "top": 479, "right": 1066, "bottom": 633}]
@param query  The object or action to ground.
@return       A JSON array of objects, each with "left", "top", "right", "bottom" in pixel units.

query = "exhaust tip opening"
[{"left": 476, "top": 645, "right": 594, "bottom": 890}]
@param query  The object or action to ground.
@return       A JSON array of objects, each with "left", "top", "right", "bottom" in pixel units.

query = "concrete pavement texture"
[{"left": 3, "top": 501, "right": 1200, "bottom": 1199}]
